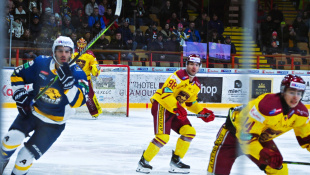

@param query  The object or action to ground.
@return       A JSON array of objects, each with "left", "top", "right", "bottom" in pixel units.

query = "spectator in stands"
[
  {"left": 103, "top": 6, "right": 119, "bottom": 35},
  {"left": 207, "top": 29, "right": 224, "bottom": 43},
  {"left": 44, "top": 15, "right": 58, "bottom": 36},
  {"left": 108, "top": 32, "right": 134, "bottom": 66},
  {"left": 29, "top": 6, "right": 41, "bottom": 25},
  {"left": 175, "top": 1, "right": 188, "bottom": 20},
  {"left": 61, "top": 15, "right": 75, "bottom": 36},
  {"left": 98, "top": 0, "right": 109, "bottom": 16},
  {"left": 148, "top": 33, "right": 166, "bottom": 67},
  {"left": 180, "top": 16, "right": 189, "bottom": 28},
  {"left": 40, "top": 7, "right": 54, "bottom": 26},
  {"left": 70, "top": 32, "right": 78, "bottom": 49},
  {"left": 293, "top": 14, "right": 309, "bottom": 43},
  {"left": 67, "top": 0, "right": 83, "bottom": 16},
  {"left": 92, "top": 21, "right": 102, "bottom": 36},
  {"left": 52, "top": 31, "right": 62, "bottom": 41},
  {"left": 14, "top": 3, "right": 27, "bottom": 27},
  {"left": 116, "top": 18, "right": 135, "bottom": 50},
  {"left": 159, "top": 23, "right": 172, "bottom": 42},
  {"left": 256, "top": 4, "right": 267, "bottom": 49},
  {"left": 208, "top": 13, "right": 224, "bottom": 37},
  {"left": 71, "top": 8, "right": 85, "bottom": 29},
  {"left": 84, "top": 30, "right": 92, "bottom": 43},
  {"left": 85, "top": 0, "right": 98, "bottom": 16},
  {"left": 88, "top": 7, "right": 105, "bottom": 29},
  {"left": 269, "top": 31, "right": 281, "bottom": 50},
  {"left": 55, "top": 13, "right": 63, "bottom": 31},
  {"left": 166, "top": 12, "right": 180, "bottom": 31},
  {"left": 195, "top": 12, "right": 209, "bottom": 43},
  {"left": 42, "top": 0, "right": 60, "bottom": 14},
  {"left": 172, "top": 23, "right": 188, "bottom": 46},
  {"left": 28, "top": 0, "right": 37, "bottom": 12},
  {"left": 145, "top": 21, "right": 159, "bottom": 45},
  {"left": 159, "top": 0, "right": 174, "bottom": 27},
  {"left": 10, "top": 18, "right": 24, "bottom": 39},
  {"left": 269, "top": 3, "right": 284, "bottom": 30},
  {"left": 76, "top": 17, "right": 91, "bottom": 39},
  {"left": 133, "top": 28, "right": 147, "bottom": 50},
  {"left": 223, "top": 35, "right": 236, "bottom": 54},
  {"left": 36, "top": 29, "right": 53, "bottom": 55},
  {"left": 261, "top": 15, "right": 276, "bottom": 49},
  {"left": 283, "top": 25, "right": 301, "bottom": 55},
  {"left": 5, "top": 4, "right": 13, "bottom": 37},
  {"left": 13, "top": 0, "right": 27, "bottom": 10},
  {"left": 93, "top": 33, "right": 110, "bottom": 62},
  {"left": 184, "top": 21, "right": 201, "bottom": 42},
  {"left": 301, "top": 11, "right": 310, "bottom": 29},
  {"left": 164, "top": 34, "right": 180, "bottom": 67},
  {"left": 135, "top": 0, "right": 151, "bottom": 28},
  {"left": 29, "top": 15, "right": 42, "bottom": 40},
  {"left": 60, "top": 0, "right": 72, "bottom": 20}
]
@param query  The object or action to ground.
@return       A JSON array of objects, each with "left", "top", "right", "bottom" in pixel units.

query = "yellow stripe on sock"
[
  {"left": 2, "top": 141, "right": 20, "bottom": 150},
  {"left": 15, "top": 163, "right": 32, "bottom": 171}
]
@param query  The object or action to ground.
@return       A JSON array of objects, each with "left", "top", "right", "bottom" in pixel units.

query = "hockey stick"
[
  {"left": 32, "top": 0, "right": 122, "bottom": 104},
  {"left": 187, "top": 114, "right": 227, "bottom": 118},
  {"left": 283, "top": 161, "right": 310, "bottom": 166}
]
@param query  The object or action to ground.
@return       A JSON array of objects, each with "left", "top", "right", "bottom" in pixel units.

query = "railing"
[{"left": 4, "top": 47, "right": 310, "bottom": 70}]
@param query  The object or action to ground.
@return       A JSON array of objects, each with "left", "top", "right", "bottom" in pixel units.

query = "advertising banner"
[
  {"left": 209, "top": 42, "right": 231, "bottom": 61},
  {"left": 197, "top": 77, "right": 223, "bottom": 103},
  {"left": 222, "top": 75, "right": 249, "bottom": 104},
  {"left": 250, "top": 78, "right": 273, "bottom": 99}
]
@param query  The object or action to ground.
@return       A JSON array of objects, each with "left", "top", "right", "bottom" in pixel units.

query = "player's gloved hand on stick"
[
  {"left": 199, "top": 108, "right": 215, "bottom": 122},
  {"left": 12, "top": 88, "right": 33, "bottom": 117},
  {"left": 259, "top": 148, "right": 283, "bottom": 169},
  {"left": 57, "top": 62, "right": 75, "bottom": 89},
  {"left": 174, "top": 102, "right": 187, "bottom": 121}
]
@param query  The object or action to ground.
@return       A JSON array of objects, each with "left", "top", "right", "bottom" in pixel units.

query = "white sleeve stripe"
[
  {"left": 65, "top": 86, "right": 79, "bottom": 103},
  {"left": 12, "top": 85, "right": 26, "bottom": 93}
]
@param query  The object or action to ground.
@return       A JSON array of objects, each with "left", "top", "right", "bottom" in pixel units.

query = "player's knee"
[
  {"left": 12, "top": 147, "right": 34, "bottom": 175},
  {"left": 153, "top": 134, "right": 170, "bottom": 147},
  {"left": 179, "top": 125, "right": 196, "bottom": 141},
  {"left": 2, "top": 129, "right": 25, "bottom": 151},
  {"left": 265, "top": 163, "right": 288, "bottom": 175}
]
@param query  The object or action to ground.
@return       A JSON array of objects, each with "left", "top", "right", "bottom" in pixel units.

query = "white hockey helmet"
[
  {"left": 186, "top": 54, "right": 201, "bottom": 65},
  {"left": 52, "top": 36, "right": 74, "bottom": 65}
]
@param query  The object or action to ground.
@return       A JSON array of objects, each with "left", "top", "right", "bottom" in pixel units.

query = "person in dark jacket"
[
  {"left": 116, "top": 18, "right": 135, "bottom": 50},
  {"left": 108, "top": 32, "right": 133, "bottom": 66},
  {"left": 148, "top": 33, "right": 166, "bottom": 67},
  {"left": 208, "top": 13, "right": 224, "bottom": 36}
]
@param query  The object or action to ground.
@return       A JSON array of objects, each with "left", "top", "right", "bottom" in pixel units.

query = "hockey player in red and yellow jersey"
[
  {"left": 207, "top": 74, "right": 310, "bottom": 175},
  {"left": 74, "top": 38, "right": 102, "bottom": 118},
  {"left": 136, "top": 54, "right": 215, "bottom": 174}
]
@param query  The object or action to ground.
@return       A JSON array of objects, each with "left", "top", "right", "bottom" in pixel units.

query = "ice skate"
[
  {"left": 136, "top": 153, "right": 152, "bottom": 174},
  {"left": 0, "top": 158, "right": 9, "bottom": 175},
  {"left": 169, "top": 151, "right": 190, "bottom": 174}
]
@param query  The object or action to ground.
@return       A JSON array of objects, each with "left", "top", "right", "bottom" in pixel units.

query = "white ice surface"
[{"left": 1, "top": 108, "right": 310, "bottom": 175}]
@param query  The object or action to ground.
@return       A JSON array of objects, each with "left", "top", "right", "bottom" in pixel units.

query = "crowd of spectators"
[
  {"left": 8, "top": 0, "right": 310, "bottom": 68},
  {"left": 5, "top": 0, "right": 237, "bottom": 67}
]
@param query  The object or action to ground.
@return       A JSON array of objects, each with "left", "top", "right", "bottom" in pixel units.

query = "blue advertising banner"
[{"left": 209, "top": 42, "right": 231, "bottom": 61}]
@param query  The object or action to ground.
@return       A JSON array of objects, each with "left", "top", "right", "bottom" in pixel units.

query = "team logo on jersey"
[
  {"left": 176, "top": 91, "right": 190, "bottom": 104},
  {"left": 182, "top": 76, "right": 189, "bottom": 80},
  {"left": 259, "top": 128, "right": 282, "bottom": 142},
  {"left": 269, "top": 108, "right": 282, "bottom": 115},
  {"left": 40, "top": 87, "right": 62, "bottom": 104},
  {"left": 40, "top": 71, "right": 49, "bottom": 76}
]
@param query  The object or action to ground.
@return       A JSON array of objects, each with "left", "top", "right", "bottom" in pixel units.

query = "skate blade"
[
  {"left": 136, "top": 167, "right": 151, "bottom": 174},
  {"left": 169, "top": 168, "right": 190, "bottom": 174}
]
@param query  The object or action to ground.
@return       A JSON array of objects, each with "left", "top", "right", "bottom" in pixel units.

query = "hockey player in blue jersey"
[{"left": 0, "top": 36, "right": 89, "bottom": 175}]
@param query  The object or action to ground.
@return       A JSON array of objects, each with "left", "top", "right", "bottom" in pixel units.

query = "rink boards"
[{"left": 2, "top": 68, "right": 310, "bottom": 109}]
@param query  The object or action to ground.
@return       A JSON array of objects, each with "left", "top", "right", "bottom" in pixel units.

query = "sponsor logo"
[
  {"left": 40, "top": 71, "right": 49, "bottom": 76},
  {"left": 166, "top": 68, "right": 177, "bottom": 71},
  {"left": 221, "top": 69, "right": 231, "bottom": 73},
  {"left": 262, "top": 70, "right": 275, "bottom": 74},
  {"left": 248, "top": 70, "right": 259, "bottom": 73},
  {"left": 200, "top": 84, "right": 217, "bottom": 96},
  {"left": 290, "top": 82, "right": 306, "bottom": 90},
  {"left": 292, "top": 71, "right": 305, "bottom": 75},
  {"left": 288, "top": 110, "right": 295, "bottom": 117},
  {"left": 29, "top": 60, "right": 34, "bottom": 66},
  {"left": 207, "top": 69, "right": 220, "bottom": 73},
  {"left": 137, "top": 67, "right": 148, "bottom": 71},
  {"left": 249, "top": 106, "right": 265, "bottom": 123},
  {"left": 235, "top": 69, "right": 247, "bottom": 73},
  {"left": 277, "top": 71, "right": 289, "bottom": 74},
  {"left": 199, "top": 68, "right": 206, "bottom": 73},
  {"left": 181, "top": 76, "right": 189, "bottom": 80},
  {"left": 39, "top": 74, "right": 46, "bottom": 80},
  {"left": 269, "top": 108, "right": 282, "bottom": 115},
  {"left": 297, "top": 109, "right": 309, "bottom": 116},
  {"left": 307, "top": 72, "right": 310, "bottom": 74},
  {"left": 234, "top": 80, "right": 242, "bottom": 88},
  {"left": 152, "top": 68, "right": 164, "bottom": 72}
]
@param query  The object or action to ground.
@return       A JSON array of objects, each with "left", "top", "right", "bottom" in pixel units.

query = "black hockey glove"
[
  {"left": 57, "top": 62, "right": 75, "bottom": 90},
  {"left": 12, "top": 88, "right": 33, "bottom": 117}
]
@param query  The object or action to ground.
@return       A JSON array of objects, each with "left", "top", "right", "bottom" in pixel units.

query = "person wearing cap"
[
  {"left": 136, "top": 54, "right": 215, "bottom": 174},
  {"left": 29, "top": 15, "right": 42, "bottom": 39},
  {"left": 60, "top": 0, "right": 72, "bottom": 19},
  {"left": 293, "top": 14, "right": 309, "bottom": 43},
  {"left": 172, "top": 23, "right": 188, "bottom": 46},
  {"left": 207, "top": 74, "right": 310, "bottom": 175},
  {"left": 61, "top": 14, "right": 75, "bottom": 36}
]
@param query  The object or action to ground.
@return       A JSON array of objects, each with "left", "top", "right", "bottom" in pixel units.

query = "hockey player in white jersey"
[{"left": 0, "top": 36, "right": 89, "bottom": 175}]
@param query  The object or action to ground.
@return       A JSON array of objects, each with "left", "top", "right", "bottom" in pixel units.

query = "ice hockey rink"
[{"left": 1, "top": 108, "right": 310, "bottom": 175}]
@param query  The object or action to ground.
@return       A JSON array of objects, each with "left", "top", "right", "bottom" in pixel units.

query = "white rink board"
[{"left": 2, "top": 69, "right": 310, "bottom": 105}]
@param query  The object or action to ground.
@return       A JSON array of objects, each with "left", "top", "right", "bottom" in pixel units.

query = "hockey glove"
[
  {"left": 174, "top": 102, "right": 187, "bottom": 121},
  {"left": 259, "top": 148, "right": 283, "bottom": 169},
  {"left": 12, "top": 88, "right": 32, "bottom": 117},
  {"left": 91, "top": 64, "right": 100, "bottom": 77},
  {"left": 198, "top": 108, "right": 215, "bottom": 123},
  {"left": 57, "top": 62, "right": 75, "bottom": 90}
]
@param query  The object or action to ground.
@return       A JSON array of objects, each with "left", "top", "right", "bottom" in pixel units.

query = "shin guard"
[
  {"left": 175, "top": 125, "right": 196, "bottom": 158},
  {"left": 12, "top": 147, "right": 34, "bottom": 175},
  {"left": 1, "top": 130, "right": 25, "bottom": 160}
]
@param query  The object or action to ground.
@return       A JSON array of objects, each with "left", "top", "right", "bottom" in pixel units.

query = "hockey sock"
[
  {"left": 174, "top": 125, "right": 196, "bottom": 158},
  {"left": 144, "top": 134, "right": 170, "bottom": 162},
  {"left": 1, "top": 130, "right": 25, "bottom": 160},
  {"left": 12, "top": 147, "right": 34, "bottom": 175}
]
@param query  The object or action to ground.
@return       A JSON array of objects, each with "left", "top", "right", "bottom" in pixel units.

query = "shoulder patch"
[
  {"left": 249, "top": 105, "right": 265, "bottom": 123},
  {"left": 171, "top": 74, "right": 181, "bottom": 84},
  {"left": 258, "top": 94, "right": 282, "bottom": 116},
  {"left": 294, "top": 103, "right": 309, "bottom": 117},
  {"left": 176, "top": 69, "right": 188, "bottom": 80}
]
